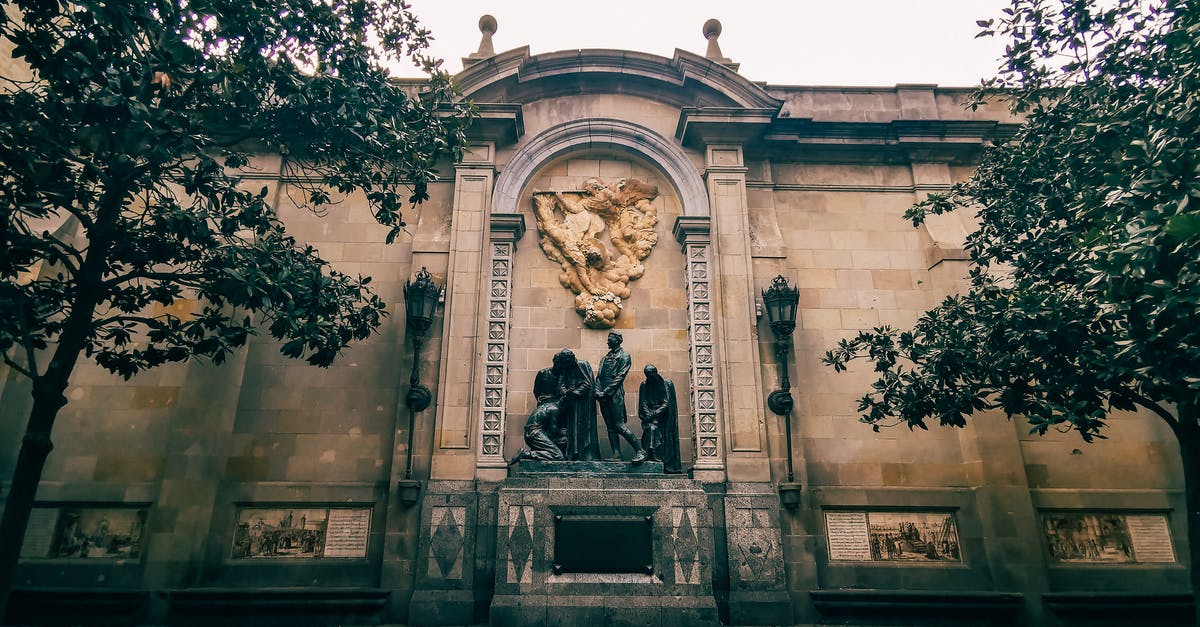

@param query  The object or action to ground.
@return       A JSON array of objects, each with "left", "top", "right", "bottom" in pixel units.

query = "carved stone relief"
[{"left": 531, "top": 178, "right": 660, "bottom": 328}]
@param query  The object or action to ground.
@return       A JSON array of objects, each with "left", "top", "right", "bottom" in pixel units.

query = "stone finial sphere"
[
  {"left": 479, "top": 14, "right": 497, "bottom": 35},
  {"left": 703, "top": 19, "right": 722, "bottom": 38}
]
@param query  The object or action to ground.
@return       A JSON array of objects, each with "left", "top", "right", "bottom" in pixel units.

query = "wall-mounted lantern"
[
  {"left": 398, "top": 267, "right": 440, "bottom": 505},
  {"left": 763, "top": 274, "right": 802, "bottom": 508}
]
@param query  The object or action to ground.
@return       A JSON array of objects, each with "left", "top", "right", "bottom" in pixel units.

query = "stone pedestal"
[
  {"left": 490, "top": 476, "right": 719, "bottom": 627},
  {"left": 722, "top": 483, "right": 794, "bottom": 625},
  {"left": 408, "top": 481, "right": 491, "bottom": 626}
]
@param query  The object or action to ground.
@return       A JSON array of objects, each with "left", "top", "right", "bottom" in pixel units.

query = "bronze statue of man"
[
  {"left": 638, "top": 364, "right": 681, "bottom": 473},
  {"left": 552, "top": 349, "right": 601, "bottom": 461},
  {"left": 595, "top": 332, "right": 645, "bottom": 462},
  {"left": 509, "top": 369, "right": 566, "bottom": 463}
]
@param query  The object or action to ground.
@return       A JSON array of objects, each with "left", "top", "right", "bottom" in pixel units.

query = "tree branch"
[
  {"left": 1, "top": 352, "right": 35, "bottom": 381},
  {"left": 91, "top": 313, "right": 177, "bottom": 331},
  {"left": 101, "top": 270, "right": 206, "bottom": 290},
  {"left": 1122, "top": 390, "right": 1179, "bottom": 430},
  {"left": 15, "top": 303, "right": 41, "bottom": 380}
]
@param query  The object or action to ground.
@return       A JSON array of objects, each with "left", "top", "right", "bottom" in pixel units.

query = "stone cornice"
[
  {"left": 763, "top": 118, "right": 1019, "bottom": 144},
  {"left": 453, "top": 47, "right": 782, "bottom": 110},
  {"left": 489, "top": 213, "right": 526, "bottom": 243},
  {"left": 673, "top": 215, "right": 712, "bottom": 248},
  {"left": 675, "top": 108, "right": 776, "bottom": 148},
  {"left": 470, "top": 103, "right": 524, "bottom": 145},
  {"left": 755, "top": 118, "right": 1020, "bottom": 163}
]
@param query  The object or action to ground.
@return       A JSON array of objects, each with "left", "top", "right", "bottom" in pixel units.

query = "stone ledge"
[
  {"left": 1042, "top": 592, "right": 1193, "bottom": 621},
  {"left": 167, "top": 587, "right": 389, "bottom": 612},
  {"left": 7, "top": 588, "right": 147, "bottom": 623},
  {"left": 811, "top": 589, "right": 1024, "bottom": 617},
  {"left": 490, "top": 593, "right": 719, "bottom": 627}
]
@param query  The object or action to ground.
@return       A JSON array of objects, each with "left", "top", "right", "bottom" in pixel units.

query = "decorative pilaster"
[
  {"left": 674, "top": 216, "right": 724, "bottom": 481},
  {"left": 476, "top": 213, "right": 525, "bottom": 478},
  {"left": 430, "top": 145, "right": 495, "bottom": 480},
  {"left": 703, "top": 144, "right": 771, "bottom": 482}
]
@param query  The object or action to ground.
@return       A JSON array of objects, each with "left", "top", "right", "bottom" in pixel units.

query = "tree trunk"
[
  {"left": 0, "top": 380, "right": 69, "bottom": 620},
  {"left": 0, "top": 174, "right": 127, "bottom": 619},
  {"left": 1177, "top": 416, "right": 1200, "bottom": 627}
]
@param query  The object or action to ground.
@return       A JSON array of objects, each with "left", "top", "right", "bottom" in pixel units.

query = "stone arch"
[{"left": 492, "top": 118, "right": 709, "bottom": 217}]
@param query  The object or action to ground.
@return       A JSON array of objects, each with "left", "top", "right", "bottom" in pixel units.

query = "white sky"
[{"left": 394, "top": 0, "right": 1010, "bottom": 87}]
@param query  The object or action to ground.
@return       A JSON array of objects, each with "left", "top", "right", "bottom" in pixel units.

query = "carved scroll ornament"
[{"left": 531, "top": 178, "right": 660, "bottom": 328}]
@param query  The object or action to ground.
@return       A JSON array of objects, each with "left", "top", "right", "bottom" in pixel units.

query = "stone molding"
[{"left": 492, "top": 118, "right": 710, "bottom": 218}]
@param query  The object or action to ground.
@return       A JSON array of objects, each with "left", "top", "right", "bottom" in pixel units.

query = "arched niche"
[
  {"left": 492, "top": 118, "right": 709, "bottom": 218},
  {"left": 502, "top": 149, "right": 694, "bottom": 466}
]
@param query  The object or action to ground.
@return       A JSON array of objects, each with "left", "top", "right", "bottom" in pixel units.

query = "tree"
[
  {"left": 823, "top": 0, "right": 1200, "bottom": 613},
  {"left": 0, "top": 0, "right": 470, "bottom": 614}
]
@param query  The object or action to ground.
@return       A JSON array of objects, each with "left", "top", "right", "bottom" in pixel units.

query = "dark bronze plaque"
[{"left": 553, "top": 515, "right": 652, "bottom": 574}]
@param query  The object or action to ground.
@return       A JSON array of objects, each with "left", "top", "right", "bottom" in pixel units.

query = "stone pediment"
[{"left": 454, "top": 47, "right": 783, "bottom": 110}]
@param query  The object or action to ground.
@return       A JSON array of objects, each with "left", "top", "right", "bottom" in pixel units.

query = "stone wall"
[{"left": 0, "top": 52, "right": 1190, "bottom": 626}]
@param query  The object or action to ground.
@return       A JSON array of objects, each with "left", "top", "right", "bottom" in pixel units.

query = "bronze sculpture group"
[{"left": 511, "top": 332, "right": 682, "bottom": 473}]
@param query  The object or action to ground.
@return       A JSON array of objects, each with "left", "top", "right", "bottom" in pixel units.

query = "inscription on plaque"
[
  {"left": 825, "top": 511, "right": 871, "bottom": 561},
  {"left": 324, "top": 508, "right": 372, "bottom": 558},
  {"left": 553, "top": 515, "right": 652, "bottom": 574},
  {"left": 20, "top": 508, "right": 59, "bottom": 559},
  {"left": 1126, "top": 514, "right": 1176, "bottom": 563}
]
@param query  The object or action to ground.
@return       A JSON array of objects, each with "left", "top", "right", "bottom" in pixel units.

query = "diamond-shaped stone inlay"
[
  {"left": 482, "top": 434, "right": 500, "bottom": 455},
  {"left": 491, "top": 280, "right": 507, "bottom": 297},
  {"left": 692, "top": 282, "right": 709, "bottom": 299},
  {"left": 694, "top": 324, "right": 711, "bottom": 343},
  {"left": 492, "top": 259, "right": 509, "bottom": 276},
  {"left": 509, "top": 506, "right": 533, "bottom": 584},
  {"left": 690, "top": 246, "right": 706, "bottom": 259},
  {"left": 674, "top": 508, "right": 698, "bottom": 584},
  {"left": 691, "top": 262, "right": 708, "bottom": 279},
  {"left": 490, "top": 301, "right": 506, "bottom": 319},
  {"left": 696, "top": 345, "right": 713, "bottom": 364},
  {"left": 489, "top": 322, "right": 505, "bottom": 340},
  {"left": 694, "top": 302, "right": 711, "bottom": 321},
  {"left": 487, "top": 343, "right": 504, "bottom": 362},
  {"left": 494, "top": 243, "right": 510, "bottom": 257},
  {"left": 483, "top": 411, "right": 502, "bottom": 431},
  {"left": 698, "top": 390, "right": 715, "bottom": 410},
  {"left": 700, "top": 437, "right": 719, "bottom": 457},
  {"left": 430, "top": 507, "right": 464, "bottom": 579},
  {"left": 486, "top": 366, "right": 503, "bottom": 385},
  {"left": 699, "top": 414, "right": 717, "bottom": 432},
  {"left": 484, "top": 388, "right": 502, "bottom": 408},
  {"left": 697, "top": 367, "right": 714, "bottom": 386}
]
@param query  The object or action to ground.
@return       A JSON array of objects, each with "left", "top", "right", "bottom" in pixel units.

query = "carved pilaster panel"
[
  {"left": 477, "top": 214, "right": 525, "bottom": 470},
  {"left": 685, "top": 241, "right": 722, "bottom": 469},
  {"left": 479, "top": 241, "right": 513, "bottom": 463}
]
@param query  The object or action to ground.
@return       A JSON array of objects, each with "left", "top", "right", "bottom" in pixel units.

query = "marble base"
[{"left": 492, "top": 476, "right": 717, "bottom": 626}]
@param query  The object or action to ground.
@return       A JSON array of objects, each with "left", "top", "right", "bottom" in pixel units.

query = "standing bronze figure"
[
  {"left": 638, "top": 364, "right": 681, "bottom": 473},
  {"left": 552, "top": 349, "right": 601, "bottom": 461},
  {"left": 595, "top": 332, "right": 645, "bottom": 462}
]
